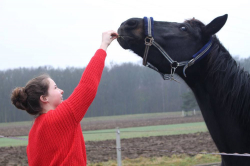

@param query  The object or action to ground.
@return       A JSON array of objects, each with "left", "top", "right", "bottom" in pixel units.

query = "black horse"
[{"left": 117, "top": 15, "right": 250, "bottom": 166}]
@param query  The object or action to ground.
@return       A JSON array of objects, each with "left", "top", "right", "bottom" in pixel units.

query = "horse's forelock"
[{"left": 184, "top": 18, "right": 205, "bottom": 28}]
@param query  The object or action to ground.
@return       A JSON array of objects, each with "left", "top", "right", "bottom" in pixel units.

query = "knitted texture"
[{"left": 26, "top": 49, "right": 107, "bottom": 166}]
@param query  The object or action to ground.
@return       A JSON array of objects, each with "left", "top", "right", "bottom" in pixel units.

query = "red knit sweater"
[{"left": 27, "top": 49, "right": 107, "bottom": 166}]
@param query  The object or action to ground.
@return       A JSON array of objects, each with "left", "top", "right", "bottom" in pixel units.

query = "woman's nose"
[{"left": 61, "top": 89, "right": 64, "bottom": 94}]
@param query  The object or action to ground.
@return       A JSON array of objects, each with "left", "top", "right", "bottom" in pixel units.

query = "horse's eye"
[{"left": 180, "top": 26, "right": 187, "bottom": 31}]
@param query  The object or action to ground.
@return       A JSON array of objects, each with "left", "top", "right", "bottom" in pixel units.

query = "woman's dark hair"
[{"left": 11, "top": 74, "right": 50, "bottom": 116}]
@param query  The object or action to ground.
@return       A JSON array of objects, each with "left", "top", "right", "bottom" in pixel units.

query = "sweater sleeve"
[
  {"left": 47, "top": 49, "right": 107, "bottom": 126},
  {"left": 66, "top": 49, "right": 106, "bottom": 123}
]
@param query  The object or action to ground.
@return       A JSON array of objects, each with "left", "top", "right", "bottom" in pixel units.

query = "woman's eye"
[{"left": 180, "top": 26, "right": 187, "bottom": 31}]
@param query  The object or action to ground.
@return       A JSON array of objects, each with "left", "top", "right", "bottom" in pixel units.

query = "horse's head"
[{"left": 117, "top": 15, "right": 228, "bottom": 78}]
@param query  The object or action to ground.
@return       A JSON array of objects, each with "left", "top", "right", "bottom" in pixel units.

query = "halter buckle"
[
  {"left": 169, "top": 61, "right": 181, "bottom": 82},
  {"left": 188, "top": 58, "right": 195, "bottom": 67},
  {"left": 145, "top": 37, "right": 154, "bottom": 46}
]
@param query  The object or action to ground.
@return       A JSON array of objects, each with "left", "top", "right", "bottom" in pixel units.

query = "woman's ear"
[
  {"left": 203, "top": 14, "right": 228, "bottom": 37},
  {"left": 40, "top": 95, "right": 48, "bottom": 103}
]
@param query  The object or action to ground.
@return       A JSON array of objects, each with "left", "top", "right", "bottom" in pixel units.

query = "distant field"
[
  {"left": 81, "top": 111, "right": 184, "bottom": 122},
  {"left": 0, "top": 122, "right": 207, "bottom": 147},
  {"left": 0, "top": 111, "right": 200, "bottom": 128},
  {"left": 0, "top": 121, "right": 33, "bottom": 128},
  {"left": 0, "top": 112, "right": 182, "bottom": 127}
]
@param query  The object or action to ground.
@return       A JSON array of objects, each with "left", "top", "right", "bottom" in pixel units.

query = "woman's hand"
[{"left": 100, "top": 30, "right": 118, "bottom": 51}]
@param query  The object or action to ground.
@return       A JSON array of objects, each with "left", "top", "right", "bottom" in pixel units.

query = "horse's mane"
[
  {"left": 206, "top": 37, "right": 250, "bottom": 124},
  {"left": 185, "top": 18, "right": 250, "bottom": 124}
]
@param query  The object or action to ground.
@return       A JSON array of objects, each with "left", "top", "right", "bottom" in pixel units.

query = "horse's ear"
[{"left": 203, "top": 14, "right": 228, "bottom": 37}]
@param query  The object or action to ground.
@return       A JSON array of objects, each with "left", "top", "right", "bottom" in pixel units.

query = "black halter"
[{"left": 143, "top": 17, "right": 213, "bottom": 81}]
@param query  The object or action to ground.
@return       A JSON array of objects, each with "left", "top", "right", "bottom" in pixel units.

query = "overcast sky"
[{"left": 0, "top": 0, "right": 249, "bottom": 70}]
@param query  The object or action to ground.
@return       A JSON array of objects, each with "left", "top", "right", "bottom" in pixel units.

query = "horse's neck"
[
  {"left": 182, "top": 48, "right": 250, "bottom": 155},
  {"left": 186, "top": 78, "right": 230, "bottom": 151}
]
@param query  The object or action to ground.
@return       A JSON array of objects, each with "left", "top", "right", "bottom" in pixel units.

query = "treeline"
[
  {"left": 0, "top": 56, "right": 249, "bottom": 123},
  {"left": 0, "top": 63, "right": 190, "bottom": 123}
]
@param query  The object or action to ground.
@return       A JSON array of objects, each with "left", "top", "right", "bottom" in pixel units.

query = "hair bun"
[{"left": 11, "top": 87, "right": 28, "bottom": 110}]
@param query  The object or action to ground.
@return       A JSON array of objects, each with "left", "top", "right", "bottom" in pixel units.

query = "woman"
[{"left": 11, "top": 30, "right": 118, "bottom": 166}]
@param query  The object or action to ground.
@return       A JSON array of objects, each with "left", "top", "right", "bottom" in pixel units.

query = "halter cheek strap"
[{"left": 143, "top": 17, "right": 213, "bottom": 80}]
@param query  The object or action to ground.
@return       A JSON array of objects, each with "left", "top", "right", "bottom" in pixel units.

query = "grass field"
[
  {"left": 82, "top": 122, "right": 207, "bottom": 141},
  {"left": 0, "top": 122, "right": 207, "bottom": 147},
  {"left": 88, "top": 154, "right": 220, "bottom": 166},
  {"left": 0, "top": 136, "right": 28, "bottom": 147}
]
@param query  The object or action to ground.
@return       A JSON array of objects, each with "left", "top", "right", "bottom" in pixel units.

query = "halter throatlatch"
[{"left": 143, "top": 17, "right": 213, "bottom": 80}]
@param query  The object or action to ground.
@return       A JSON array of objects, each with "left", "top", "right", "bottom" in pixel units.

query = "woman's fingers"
[
  {"left": 100, "top": 30, "right": 118, "bottom": 51},
  {"left": 110, "top": 33, "right": 118, "bottom": 40},
  {"left": 102, "top": 30, "right": 118, "bottom": 44}
]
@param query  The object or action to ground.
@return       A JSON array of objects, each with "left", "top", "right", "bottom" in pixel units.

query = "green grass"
[
  {"left": 82, "top": 122, "right": 207, "bottom": 141},
  {"left": 0, "top": 136, "right": 28, "bottom": 147},
  {"left": 0, "top": 122, "right": 207, "bottom": 147},
  {"left": 88, "top": 154, "right": 221, "bottom": 166}
]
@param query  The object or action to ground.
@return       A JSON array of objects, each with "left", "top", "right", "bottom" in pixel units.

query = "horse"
[{"left": 117, "top": 15, "right": 250, "bottom": 166}]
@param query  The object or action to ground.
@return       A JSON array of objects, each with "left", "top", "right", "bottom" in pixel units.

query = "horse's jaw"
[{"left": 117, "top": 37, "right": 130, "bottom": 49}]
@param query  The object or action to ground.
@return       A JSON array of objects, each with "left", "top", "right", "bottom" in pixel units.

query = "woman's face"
[{"left": 46, "top": 78, "right": 64, "bottom": 109}]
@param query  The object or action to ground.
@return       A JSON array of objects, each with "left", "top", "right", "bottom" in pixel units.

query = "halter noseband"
[{"left": 143, "top": 17, "right": 213, "bottom": 81}]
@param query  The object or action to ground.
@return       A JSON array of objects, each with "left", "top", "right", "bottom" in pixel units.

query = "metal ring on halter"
[
  {"left": 171, "top": 61, "right": 179, "bottom": 69},
  {"left": 145, "top": 37, "right": 154, "bottom": 46}
]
